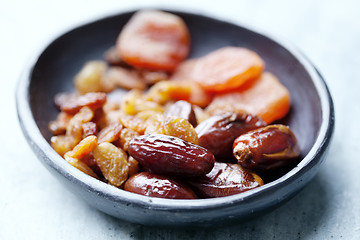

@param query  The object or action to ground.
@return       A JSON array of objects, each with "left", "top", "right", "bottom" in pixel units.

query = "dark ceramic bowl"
[{"left": 16, "top": 9, "right": 334, "bottom": 227}]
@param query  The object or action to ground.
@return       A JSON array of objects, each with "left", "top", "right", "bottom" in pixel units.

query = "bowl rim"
[{"left": 16, "top": 9, "right": 335, "bottom": 212}]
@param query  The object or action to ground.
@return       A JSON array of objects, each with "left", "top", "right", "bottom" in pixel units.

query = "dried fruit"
[
  {"left": 206, "top": 72, "right": 290, "bottom": 124},
  {"left": 145, "top": 80, "right": 212, "bottom": 107},
  {"left": 82, "top": 122, "right": 97, "bottom": 138},
  {"left": 233, "top": 124, "right": 300, "bottom": 171},
  {"left": 51, "top": 107, "right": 94, "bottom": 156},
  {"left": 127, "top": 156, "right": 140, "bottom": 177},
  {"left": 196, "top": 112, "right": 266, "bottom": 160},
  {"left": 128, "top": 134, "right": 214, "bottom": 177},
  {"left": 118, "top": 128, "right": 140, "bottom": 152},
  {"left": 57, "top": 92, "right": 107, "bottom": 115},
  {"left": 117, "top": 10, "right": 190, "bottom": 71},
  {"left": 48, "top": 112, "right": 72, "bottom": 135},
  {"left": 164, "top": 100, "right": 197, "bottom": 127},
  {"left": 64, "top": 135, "right": 98, "bottom": 159},
  {"left": 64, "top": 155, "right": 99, "bottom": 179},
  {"left": 102, "top": 66, "right": 147, "bottom": 90},
  {"left": 120, "top": 89, "right": 164, "bottom": 116},
  {"left": 119, "top": 114, "right": 147, "bottom": 134},
  {"left": 124, "top": 172, "right": 197, "bottom": 199},
  {"left": 138, "top": 69, "right": 169, "bottom": 85},
  {"left": 145, "top": 116, "right": 199, "bottom": 145},
  {"left": 187, "top": 162, "right": 263, "bottom": 198},
  {"left": 74, "top": 61, "right": 108, "bottom": 94},
  {"left": 97, "top": 122, "right": 123, "bottom": 143},
  {"left": 103, "top": 46, "right": 131, "bottom": 67},
  {"left": 93, "top": 142, "right": 129, "bottom": 187},
  {"left": 190, "top": 47, "right": 264, "bottom": 92}
]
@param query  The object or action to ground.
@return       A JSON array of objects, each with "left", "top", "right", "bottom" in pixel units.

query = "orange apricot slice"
[
  {"left": 190, "top": 47, "right": 264, "bottom": 92},
  {"left": 116, "top": 10, "right": 190, "bottom": 71},
  {"left": 206, "top": 72, "right": 290, "bottom": 124}
]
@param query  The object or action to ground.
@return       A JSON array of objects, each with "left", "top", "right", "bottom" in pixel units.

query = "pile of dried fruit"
[{"left": 49, "top": 10, "right": 300, "bottom": 199}]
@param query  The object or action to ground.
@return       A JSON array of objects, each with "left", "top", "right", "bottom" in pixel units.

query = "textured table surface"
[{"left": 1, "top": 0, "right": 359, "bottom": 239}]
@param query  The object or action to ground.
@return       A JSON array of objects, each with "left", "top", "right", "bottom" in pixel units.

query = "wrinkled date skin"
[
  {"left": 128, "top": 134, "right": 215, "bottom": 177},
  {"left": 233, "top": 124, "right": 300, "bottom": 171},
  {"left": 187, "top": 162, "right": 264, "bottom": 198},
  {"left": 196, "top": 112, "right": 266, "bottom": 160},
  {"left": 164, "top": 100, "right": 197, "bottom": 127},
  {"left": 124, "top": 172, "right": 197, "bottom": 199}
]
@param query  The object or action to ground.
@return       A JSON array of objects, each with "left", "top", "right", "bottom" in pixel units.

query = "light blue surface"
[{"left": 1, "top": 0, "right": 359, "bottom": 239}]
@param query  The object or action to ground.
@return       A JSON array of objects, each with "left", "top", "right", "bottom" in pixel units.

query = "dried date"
[
  {"left": 124, "top": 172, "right": 197, "bottom": 199},
  {"left": 128, "top": 134, "right": 215, "bottom": 177},
  {"left": 164, "top": 100, "right": 197, "bottom": 127},
  {"left": 196, "top": 112, "right": 266, "bottom": 160},
  {"left": 233, "top": 124, "right": 300, "bottom": 171},
  {"left": 187, "top": 162, "right": 263, "bottom": 198}
]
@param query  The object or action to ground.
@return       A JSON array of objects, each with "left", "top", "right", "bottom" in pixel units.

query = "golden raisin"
[
  {"left": 74, "top": 61, "right": 108, "bottom": 94},
  {"left": 97, "top": 122, "right": 123, "bottom": 143},
  {"left": 118, "top": 128, "right": 140, "bottom": 152},
  {"left": 64, "top": 135, "right": 98, "bottom": 159},
  {"left": 93, "top": 142, "right": 129, "bottom": 187},
  {"left": 145, "top": 116, "right": 199, "bottom": 145}
]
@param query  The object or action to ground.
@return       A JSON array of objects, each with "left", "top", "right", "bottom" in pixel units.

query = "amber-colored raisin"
[
  {"left": 97, "top": 122, "right": 123, "bottom": 143},
  {"left": 82, "top": 122, "right": 97, "bottom": 138},
  {"left": 118, "top": 128, "right": 140, "bottom": 152},
  {"left": 65, "top": 135, "right": 98, "bottom": 159},
  {"left": 74, "top": 61, "right": 108, "bottom": 94},
  {"left": 127, "top": 156, "right": 140, "bottom": 177},
  {"left": 119, "top": 114, "right": 147, "bottom": 134},
  {"left": 48, "top": 112, "right": 72, "bottom": 135},
  {"left": 64, "top": 155, "right": 99, "bottom": 179},
  {"left": 93, "top": 142, "right": 129, "bottom": 187},
  {"left": 102, "top": 66, "right": 147, "bottom": 91},
  {"left": 59, "top": 92, "right": 107, "bottom": 115}
]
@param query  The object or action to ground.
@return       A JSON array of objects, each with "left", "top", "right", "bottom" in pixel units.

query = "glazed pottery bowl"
[{"left": 16, "top": 9, "right": 334, "bottom": 227}]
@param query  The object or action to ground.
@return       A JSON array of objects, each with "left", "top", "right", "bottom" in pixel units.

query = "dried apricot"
[
  {"left": 117, "top": 10, "right": 190, "bottom": 71},
  {"left": 190, "top": 47, "right": 264, "bottom": 92},
  {"left": 206, "top": 72, "right": 290, "bottom": 124}
]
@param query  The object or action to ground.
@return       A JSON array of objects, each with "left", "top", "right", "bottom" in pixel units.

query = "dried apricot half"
[
  {"left": 206, "top": 72, "right": 290, "bottom": 124},
  {"left": 190, "top": 47, "right": 264, "bottom": 92},
  {"left": 117, "top": 10, "right": 190, "bottom": 71}
]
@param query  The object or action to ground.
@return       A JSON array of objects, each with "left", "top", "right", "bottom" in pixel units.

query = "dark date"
[
  {"left": 124, "top": 172, "right": 197, "bottom": 199},
  {"left": 187, "top": 162, "right": 263, "bottom": 198},
  {"left": 164, "top": 100, "right": 197, "bottom": 127},
  {"left": 195, "top": 112, "right": 266, "bottom": 161},
  {"left": 233, "top": 124, "right": 300, "bottom": 171},
  {"left": 128, "top": 134, "right": 215, "bottom": 177}
]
